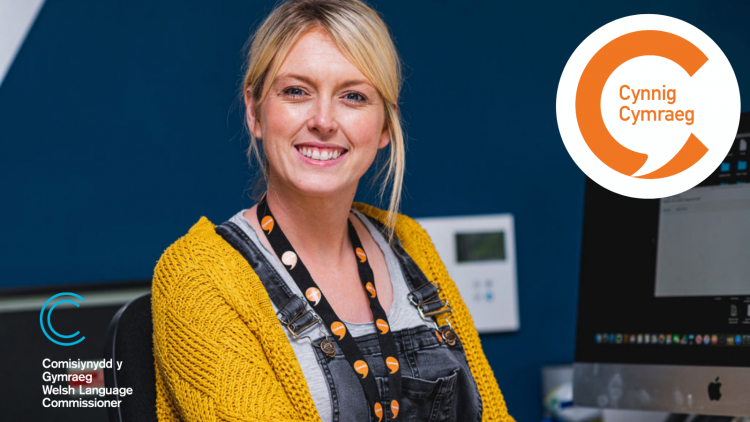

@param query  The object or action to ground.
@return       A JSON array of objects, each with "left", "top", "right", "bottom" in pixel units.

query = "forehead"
[{"left": 276, "top": 27, "right": 369, "bottom": 83}]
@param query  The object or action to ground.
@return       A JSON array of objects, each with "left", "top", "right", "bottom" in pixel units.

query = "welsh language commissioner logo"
[
  {"left": 557, "top": 14, "right": 741, "bottom": 198},
  {"left": 40, "top": 293, "right": 85, "bottom": 346}
]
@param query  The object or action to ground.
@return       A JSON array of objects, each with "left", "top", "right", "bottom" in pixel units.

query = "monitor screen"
[
  {"left": 575, "top": 135, "right": 750, "bottom": 367},
  {"left": 574, "top": 113, "right": 750, "bottom": 416}
]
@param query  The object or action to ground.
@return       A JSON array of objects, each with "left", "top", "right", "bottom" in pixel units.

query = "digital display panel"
[{"left": 455, "top": 232, "right": 505, "bottom": 262}]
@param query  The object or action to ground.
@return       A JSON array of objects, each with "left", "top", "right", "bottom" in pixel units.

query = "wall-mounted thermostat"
[{"left": 416, "top": 214, "right": 519, "bottom": 333}]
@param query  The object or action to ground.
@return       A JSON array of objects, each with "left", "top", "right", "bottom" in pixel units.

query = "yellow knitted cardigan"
[{"left": 152, "top": 203, "right": 514, "bottom": 422}]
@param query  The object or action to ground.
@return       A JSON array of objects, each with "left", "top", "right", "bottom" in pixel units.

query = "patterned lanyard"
[{"left": 256, "top": 196, "right": 402, "bottom": 421}]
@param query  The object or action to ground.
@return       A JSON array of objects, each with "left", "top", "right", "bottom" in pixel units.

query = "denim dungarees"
[{"left": 216, "top": 215, "right": 483, "bottom": 422}]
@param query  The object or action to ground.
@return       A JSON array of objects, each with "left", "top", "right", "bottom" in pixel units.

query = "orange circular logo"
[
  {"left": 374, "top": 402, "right": 383, "bottom": 422},
  {"left": 557, "top": 15, "right": 741, "bottom": 198},
  {"left": 376, "top": 318, "right": 389, "bottom": 335},
  {"left": 261, "top": 215, "right": 274, "bottom": 234},
  {"left": 305, "top": 287, "right": 321, "bottom": 306},
  {"left": 354, "top": 360, "right": 369, "bottom": 379},
  {"left": 386, "top": 356, "right": 399, "bottom": 374},
  {"left": 355, "top": 247, "right": 367, "bottom": 263},
  {"left": 391, "top": 400, "right": 399, "bottom": 418},
  {"left": 331, "top": 321, "right": 346, "bottom": 340},
  {"left": 365, "top": 282, "right": 376, "bottom": 298}
]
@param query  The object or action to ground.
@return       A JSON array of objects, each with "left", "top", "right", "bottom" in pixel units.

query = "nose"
[{"left": 307, "top": 97, "right": 338, "bottom": 136}]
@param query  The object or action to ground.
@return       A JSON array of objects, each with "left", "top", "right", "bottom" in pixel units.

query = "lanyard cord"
[{"left": 256, "top": 196, "right": 402, "bottom": 421}]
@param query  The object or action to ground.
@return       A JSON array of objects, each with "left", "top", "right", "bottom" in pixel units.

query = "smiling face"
[{"left": 246, "top": 27, "right": 391, "bottom": 199}]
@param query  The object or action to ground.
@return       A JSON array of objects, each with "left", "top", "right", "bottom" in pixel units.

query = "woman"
[{"left": 151, "top": 0, "right": 514, "bottom": 421}]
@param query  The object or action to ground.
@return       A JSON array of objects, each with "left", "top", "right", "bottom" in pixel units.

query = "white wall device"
[{"left": 416, "top": 214, "right": 519, "bottom": 333}]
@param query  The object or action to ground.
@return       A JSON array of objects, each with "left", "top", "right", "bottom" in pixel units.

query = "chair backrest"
[{"left": 103, "top": 293, "right": 157, "bottom": 422}]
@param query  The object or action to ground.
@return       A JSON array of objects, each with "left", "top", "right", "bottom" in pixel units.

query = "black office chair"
[{"left": 103, "top": 293, "right": 158, "bottom": 422}]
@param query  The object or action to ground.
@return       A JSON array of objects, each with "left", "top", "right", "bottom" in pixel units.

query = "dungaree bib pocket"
[
  {"left": 399, "top": 369, "right": 459, "bottom": 422},
  {"left": 312, "top": 326, "right": 481, "bottom": 422}
]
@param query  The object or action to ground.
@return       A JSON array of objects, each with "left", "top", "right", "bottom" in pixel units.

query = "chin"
[{"left": 288, "top": 177, "right": 354, "bottom": 198}]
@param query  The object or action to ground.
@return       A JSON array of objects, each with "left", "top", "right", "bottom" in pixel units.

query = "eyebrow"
[{"left": 276, "top": 73, "right": 372, "bottom": 90}]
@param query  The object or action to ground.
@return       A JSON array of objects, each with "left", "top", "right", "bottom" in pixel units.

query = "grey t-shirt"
[{"left": 228, "top": 209, "right": 433, "bottom": 422}]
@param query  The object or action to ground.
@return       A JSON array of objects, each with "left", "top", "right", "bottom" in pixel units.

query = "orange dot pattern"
[
  {"left": 331, "top": 321, "right": 346, "bottom": 340},
  {"left": 356, "top": 247, "right": 367, "bottom": 263},
  {"left": 354, "top": 360, "right": 369, "bottom": 379},
  {"left": 365, "top": 282, "right": 377, "bottom": 298},
  {"left": 376, "top": 319, "right": 389, "bottom": 335},
  {"left": 374, "top": 402, "right": 383, "bottom": 422},
  {"left": 386, "top": 356, "right": 399, "bottom": 374},
  {"left": 261, "top": 215, "right": 274, "bottom": 234},
  {"left": 305, "top": 287, "right": 321, "bottom": 306}
]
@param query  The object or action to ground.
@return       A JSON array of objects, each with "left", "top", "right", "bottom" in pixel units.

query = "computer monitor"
[{"left": 573, "top": 112, "right": 750, "bottom": 417}]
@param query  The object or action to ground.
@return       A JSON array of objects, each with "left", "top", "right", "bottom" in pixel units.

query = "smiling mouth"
[{"left": 295, "top": 145, "right": 348, "bottom": 162}]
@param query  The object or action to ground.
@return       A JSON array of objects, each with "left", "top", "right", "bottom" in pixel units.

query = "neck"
[{"left": 263, "top": 178, "right": 356, "bottom": 259}]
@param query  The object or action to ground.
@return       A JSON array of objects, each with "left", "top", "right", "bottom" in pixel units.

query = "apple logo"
[{"left": 708, "top": 377, "right": 722, "bottom": 401}]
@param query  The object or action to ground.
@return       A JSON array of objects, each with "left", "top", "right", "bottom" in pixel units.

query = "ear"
[
  {"left": 378, "top": 126, "right": 391, "bottom": 149},
  {"left": 378, "top": 103, "right": 397, "bottom": 149},
  {"left": 245, "top": 88, "right": 263, "bottom": 139}
]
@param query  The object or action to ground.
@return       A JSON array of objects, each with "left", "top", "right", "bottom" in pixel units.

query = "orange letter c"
[{"left": 576, "top": 31, "right": 708, "bottom": 179}]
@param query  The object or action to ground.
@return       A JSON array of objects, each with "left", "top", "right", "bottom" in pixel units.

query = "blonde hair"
[{"left": 242, "top": 0, "right": 405, "bottom": 241}]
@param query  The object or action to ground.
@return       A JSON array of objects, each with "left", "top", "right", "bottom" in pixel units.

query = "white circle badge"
[{"left": 556, "top": 14, "right": 740, "bottom": 198}]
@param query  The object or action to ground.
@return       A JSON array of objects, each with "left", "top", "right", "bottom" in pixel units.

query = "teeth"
[{"left": 298, "top": 146, "right": 343, "bottom": 161}]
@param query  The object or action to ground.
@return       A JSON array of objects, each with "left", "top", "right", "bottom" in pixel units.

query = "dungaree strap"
[{"left": 215, "top": 221, "right": 296, "bottom": 310}]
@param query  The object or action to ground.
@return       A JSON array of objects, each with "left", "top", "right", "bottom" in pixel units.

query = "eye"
[
  {"left": 281, "top": 86, "right": 307, "bottom": 98},
  {"left": 343, "top": 91, "right": 367, "bottom": 104}
]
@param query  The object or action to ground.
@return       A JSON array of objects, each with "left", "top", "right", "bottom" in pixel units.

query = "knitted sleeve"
[
  {"left": 353, "top": 203, "right": 516, "bottom": 422},
  {"left": 151, "top": 231, "right": 316, "bottom": 422}
]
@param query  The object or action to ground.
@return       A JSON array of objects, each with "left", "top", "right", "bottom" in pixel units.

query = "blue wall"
[{"left": 2, "top": 1, "right": 749, "bottom": 420}]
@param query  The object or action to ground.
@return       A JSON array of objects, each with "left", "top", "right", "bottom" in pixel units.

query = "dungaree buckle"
[
  {"left": 417, "top": 300, "right": 452, "bottom": 321},
  {"left": 407, "top": 280, "right": 458, "bottom": 346},
  {"left": 407, "top": 279, "right": 442, "bottom": 307},
  {"left": 276, "top": 295, "right": 337, "bottom": 358}
]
